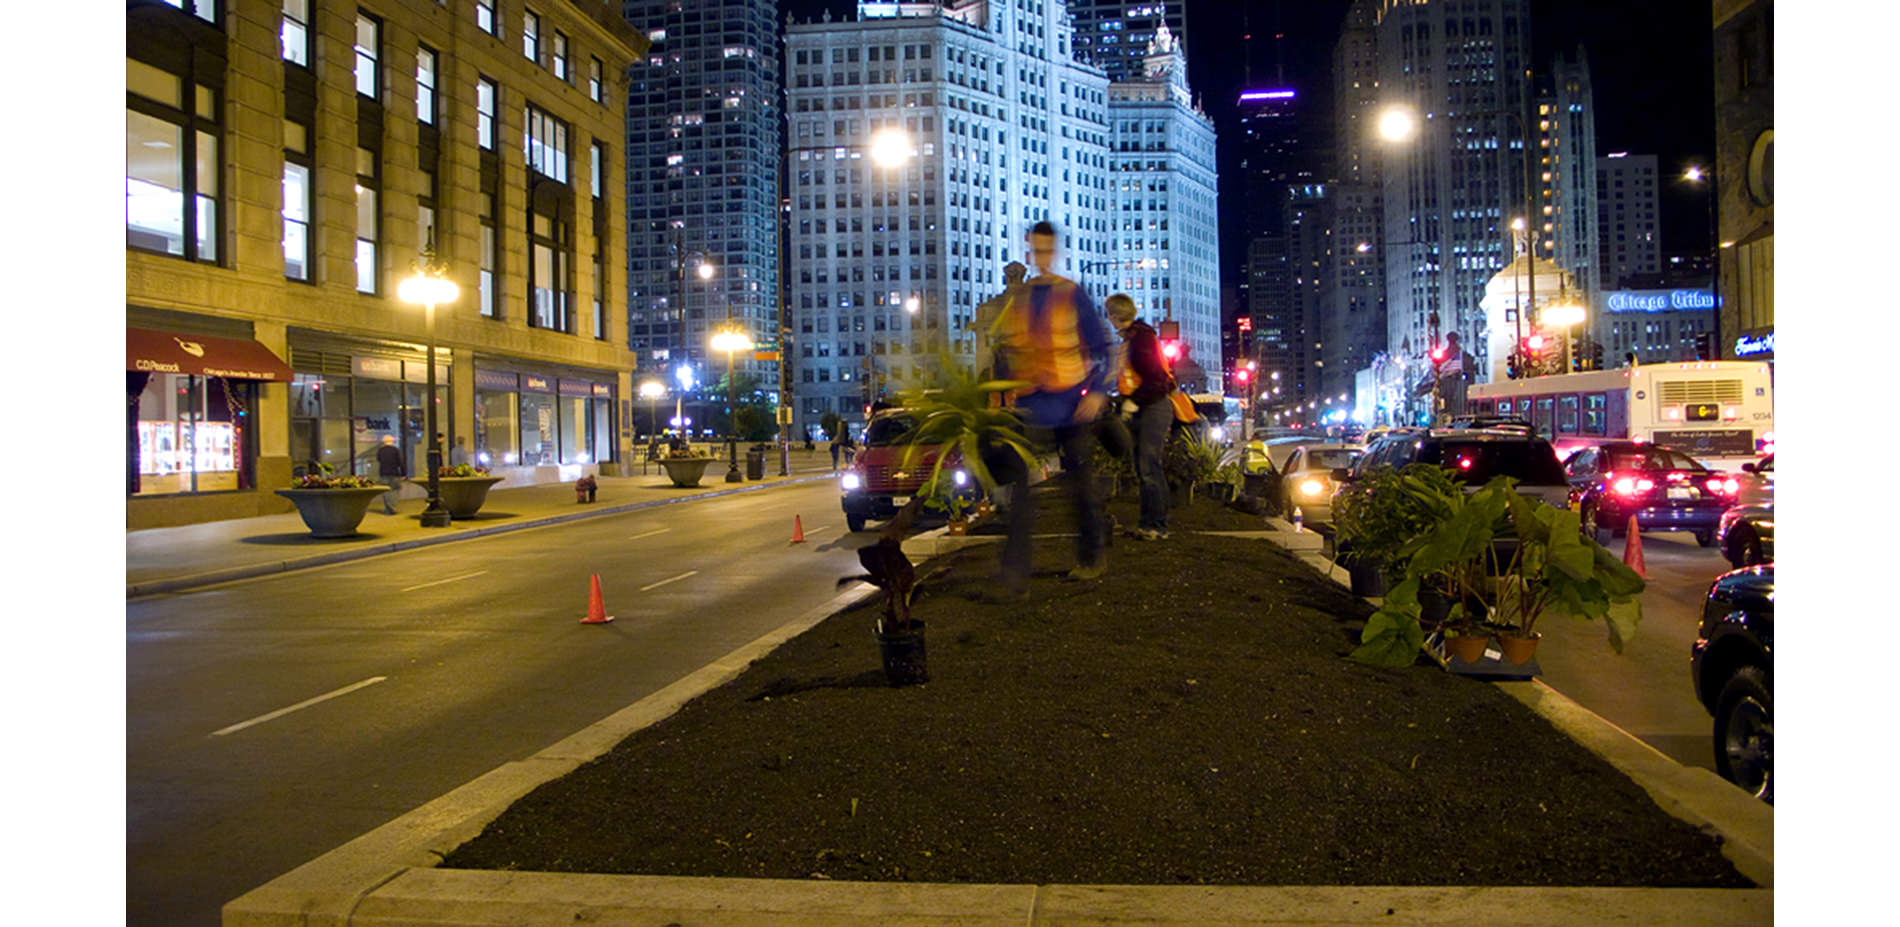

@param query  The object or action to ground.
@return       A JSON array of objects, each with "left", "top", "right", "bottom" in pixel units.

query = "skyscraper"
[
  {"left": 1375, "top": 0, "right": 1534, "bottom": 407},
  {"left": 1538, "top": 47, "right": 1600, "bottom": 338},
  {"left": 1596, "top": 153, "right": 1662, "bottom": 290},
  {"left": 1067, "top": 1, "right": 1189, "bottom": 84},
  {"left": 623, "top": 0, "right": 783, "bottom": 429},
  {"left": 1319, "top": 0, "right": 1385, "bottom": 407}
]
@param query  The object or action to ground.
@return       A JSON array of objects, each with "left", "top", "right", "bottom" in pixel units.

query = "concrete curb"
[
  {"left": 221, "top": 518, "right": 1772, "bottom": 927},
  {"left": 129, "top": 473, "right": 833, "bottom": 598}
]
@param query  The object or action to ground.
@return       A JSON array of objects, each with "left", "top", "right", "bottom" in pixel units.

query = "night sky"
[{"left": 778, "top": 0, "right": 1717, "bottom": 282}]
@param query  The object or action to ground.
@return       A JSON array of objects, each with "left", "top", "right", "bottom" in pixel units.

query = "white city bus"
[{"left": 1466, "top": 361, "right": 1774, "bottom": 472}]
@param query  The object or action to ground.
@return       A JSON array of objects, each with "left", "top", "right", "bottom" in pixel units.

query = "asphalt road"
[{"left": 127, "top": 478, "right": 867, "bottom": 927}]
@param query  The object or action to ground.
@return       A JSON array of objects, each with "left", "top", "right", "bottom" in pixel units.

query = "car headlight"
[
  {"left": 841, "top": 472, "right": 862, "bottom": 491},
  {"left": 953, "top": 469, "right": 968, "bottom": 487},
  {"left": 1209, "top": 426, "right": 1226, "bottom": 442},
  {"left": 1299, "top": 478, "right": 1327, "bottom": 498}
]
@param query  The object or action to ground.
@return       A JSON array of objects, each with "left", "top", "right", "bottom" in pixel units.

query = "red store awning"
[{"left": 127, "top": 328, "right": 296, "bottom": 382}]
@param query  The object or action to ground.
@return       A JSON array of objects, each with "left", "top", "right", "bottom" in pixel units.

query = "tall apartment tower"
[
  {"left": 1596, "top": 153, "right": 1662, "bottom": 289},
  {"left": 1538, "top": 47, "right": 1600, "bottom": 327},
  {"left": 1319, "top": 0, "right": 1385, "bottom": 404},
  {"left": 1283, "top": 184, "right": 1329, "bottom": 412},
  {"left": 1375, "top": 0, "right": 1533, "bottom": 400},
  {"left": 1108, "top": 22, "right": 1222, "bottom": 389},
  {"left": 127, "top": 0, "right": 645, "bottom": 529},
  {"left": 1067, "top": 0, "right": 1189, "bottom": 84},
  {"left": 622, "top": 0, "right": 782, "bottom": 424},
  {"left": 783, "top": 1, "right": 1116, "bottom": 438}
]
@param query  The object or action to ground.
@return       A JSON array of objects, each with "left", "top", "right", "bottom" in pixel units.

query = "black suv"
[
  {"left": 1339, "top": 428, "right": 1571, "bottom": 509},
  {"left": 1691, "top": 564, "right": 1773, "bottom": 802}
]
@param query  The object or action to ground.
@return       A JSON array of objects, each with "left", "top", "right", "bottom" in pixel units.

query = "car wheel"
[
  {"left": 1580, "top": 500, "right": 1610, "bottom": 545},
  {"left": 1694, "top": 529, "right": 1717, "bottom": 548},
  {"left": 1740, "top": 529, "right": 1765, "bottom": 566},
  {"left": 1713, "top": 666, "right": 1772, "bottom": 803},
  {"left": 846, "top": 514, "right": 867, "bottom": 532}
]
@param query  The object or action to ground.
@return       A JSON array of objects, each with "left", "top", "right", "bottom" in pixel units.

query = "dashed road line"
[
  {"left": 626, "top": 528, "right": 670, "bottom": 540},
  {"left": 211, "top": 677, "right": 388, "bottom": 737},
  {"left": 639, "top": 570, "right": 698, "bottom": 592},
  {"left": 399, "top": 570, "right": 489, "bottom": 592}
]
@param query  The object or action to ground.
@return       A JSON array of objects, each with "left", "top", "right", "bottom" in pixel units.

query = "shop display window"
[
  {"left": 476, "top": 389, "right": 519, "bottom": 466},
  {"left": 130, "top": 372, "right": 255, "bottom": 495},
  {"left": 519, "top": 391, "right": 557, "bottom": 465}
]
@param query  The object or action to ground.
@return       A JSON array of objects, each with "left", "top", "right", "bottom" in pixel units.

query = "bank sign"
[{"left": 1603, "top": 289, "right": 1718, "bottom": 312}]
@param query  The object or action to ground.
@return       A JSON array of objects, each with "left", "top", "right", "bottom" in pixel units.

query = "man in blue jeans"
[
  {"left": 1104, "top": 294, "right": 1173, "bottom": 540},
  {"left": 990, "top": 221, "right": 1116, "bottom": 589}
]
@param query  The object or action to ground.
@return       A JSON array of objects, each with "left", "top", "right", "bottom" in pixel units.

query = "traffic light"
[
  {"left": 1506, "top": 354, "right": 1522, "bottom": 379},
  {"left": 1525, "top": 333, "right": 1546, "bottom": 354},
  {"left": 1160, "top": 339, "right": 1181, "bottom": 363},
  {"left": 1429, "top": 345, "right": 1447, "bottom": 365},
  {"left": 1589, "top": 341, "right": 1604, "bottom": 370},
  {"left": 1234, "top": 367, "right": 1251, "bottom": 386}
]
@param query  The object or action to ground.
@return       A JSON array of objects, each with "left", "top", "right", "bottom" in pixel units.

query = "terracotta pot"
[
  {"left": 1445, "top": 632, "right": 1492, "bottom": 664},
  {"left": 1497, "top": 631, "right": 1542, "bottom": 665},
  {"left": 947, "top": 519, "right": 969, "bottom": 536}
]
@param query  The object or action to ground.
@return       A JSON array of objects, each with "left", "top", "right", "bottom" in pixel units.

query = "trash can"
[{"left": 745, "top": 445, "right": 765, "bottom": 481}]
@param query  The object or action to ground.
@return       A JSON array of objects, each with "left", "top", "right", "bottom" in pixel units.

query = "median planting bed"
[{"left": 440, "top": 488, "right": 1749, "bottom": 888}]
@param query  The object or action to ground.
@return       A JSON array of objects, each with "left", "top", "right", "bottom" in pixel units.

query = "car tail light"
[
  {"left": 1612, "top": 474, "right": 1653, "bottom": 497},
  {"left": 1667, "top": 471, "right": 1687, "bottom": 482}
]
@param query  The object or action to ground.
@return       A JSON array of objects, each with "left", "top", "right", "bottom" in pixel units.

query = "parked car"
[
  {"left": 1279, "top": 443, "right": 1363, "bottom": 524},
  {"left": 1691, "top": 563, "right": 1773, "bottom": 802},
  {"left": 1734, "top": 453, "right": 1774, "bottom": 506},
  {"left": 839, "top": 409, "right": 981, "bottom": 532},
  {"left": 1717, "top": 503, "right": 1773, "bottom": 569},
  {"left": 1338, "top": 427, "right": 1572, "bottom": 510},
  {"left": 1562, "top": 442, "right": 1739, "bottom": 546}
]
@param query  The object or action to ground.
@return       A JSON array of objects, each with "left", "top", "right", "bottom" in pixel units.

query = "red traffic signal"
[
  {"left": 1235, "top": 368, "right": 1251, "bottom": 384},
  {"left": 1526, "top": 333, "right": 1546, "bottom": 353},
  {"left": 1160, "top": 340, "right": 1181, "bottom": 361},
  {"left": 1429, "top": 346, "right": 1446, "bottom": 364}
]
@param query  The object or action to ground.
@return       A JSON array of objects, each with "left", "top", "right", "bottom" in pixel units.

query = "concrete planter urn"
[
  {"left": 274, "top": 486, "right": 390, "bottom": 538},
  {"left": 660, "top": 456, "right": 715, "bottom": 487},
  {"left": 407, "top": 475, "right": 505, "bottom": 519}
]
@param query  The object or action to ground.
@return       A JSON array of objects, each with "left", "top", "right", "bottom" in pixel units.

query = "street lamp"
[
  {"left": 710, "top": 321, "right": 755, "bottom": 483},
  {"left": 778, "top": 129, "right": 914, "bottom": 474},
  {"left": 1682, "top": 164, "right": 1721, "bottom": 358},
  {"left": 1542, "top": 300, "right": 1587, "bottom": 373},
  {"left": 397, "top": 234, "right": 460, "bottom": 528},
  {"left": 638, "top": 379, "right": 665, "bottom": 473}
]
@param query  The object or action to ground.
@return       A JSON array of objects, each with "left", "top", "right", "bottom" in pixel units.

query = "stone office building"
[{"left": 127, "top": 0, "right": 646, "bottom": 529}]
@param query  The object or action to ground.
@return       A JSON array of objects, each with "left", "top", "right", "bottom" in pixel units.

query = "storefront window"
[
  {"left": 351, "top": 377, "right": 406, "bottom": 477},
  {"left": 592, "top": 397, "right": 613, "bottom": 463},
  {"left": 559, "top": 392, "right": 587, "bottom": 463},
  {"left": 289, "top": 372, "right": 353, "bottom": 477},
  {"left": 520, "top": 389, "right": 557, "bottom": 465},
  {"left": 130, "top": 372, "right": 256, "bottom": 495},
  {"left": 475, "top": 388, "right": 519, "bottom": 466}
]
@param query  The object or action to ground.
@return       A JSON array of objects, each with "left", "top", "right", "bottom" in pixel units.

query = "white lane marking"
[
  {"left": 399, "top": 570, "right": 489, "bottom": 592},
  {"left": 801, "top": 524, "right": 834, "bottom": 537},
  {"left": 626, "top": 528, "right": 671, "bottom": 540},
  {"left": 211, "top": 677, "right": 388, "bottom": 737},
  {"left": 639, "top": 570, "right": 698, "bottom": 592}
]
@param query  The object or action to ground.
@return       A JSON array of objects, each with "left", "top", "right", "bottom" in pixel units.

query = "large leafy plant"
[
  {"left": 896, "top": 368, "right": 1037, "bottom": 496},
  {"left": 1164, "top": 429, "right": 1227, "bottom": 504},
  {"left": 1349, "top": 475, "right": 1646, "bottom": 668},
  {"left": 1332, "top": 463, "right": 1465, "bottom": 576}
]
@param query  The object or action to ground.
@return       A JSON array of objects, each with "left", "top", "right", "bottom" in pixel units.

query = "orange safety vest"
[{"left": 992, "top": 277, "right": 1093, "bottom": 393}]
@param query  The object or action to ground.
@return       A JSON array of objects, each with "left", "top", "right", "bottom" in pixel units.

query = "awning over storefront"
[{"left": 127, "top": 328, "right": 295, "bottom": 382}]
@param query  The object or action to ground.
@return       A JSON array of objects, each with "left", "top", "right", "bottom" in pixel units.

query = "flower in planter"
[
  {"left": 438, "top": 463, "right": 491, "bottom": 477},
  {"left": 292, "top": 462, "right": 378, "bottom": 489}
]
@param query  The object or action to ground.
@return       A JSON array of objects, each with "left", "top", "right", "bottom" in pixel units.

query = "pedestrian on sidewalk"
[
  {"left": 449, "top": 435, "right": 469, "bottom": 468},
  {"left": 1105, "top": 294, "right": 1173, "bottom": 541},
  {"left": 830, "top": 434, "right": 842, "bottom": 471},
  {"left": 990, "top": 220, "right": 1116, "bottom": 590},
  {"left": 375, "top": 435, "right": 406, "bottom": 515},
  {"left": 842, "top": 435, "right": 857, "bottom": 468}
]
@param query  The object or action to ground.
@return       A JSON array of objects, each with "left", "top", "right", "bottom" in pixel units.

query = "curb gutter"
[
  {"left": 130, "top": 473, "right": 832, "bottom": 598},
  {"left": 221, "top": 521, "right": 1772, "bottom": 927}
]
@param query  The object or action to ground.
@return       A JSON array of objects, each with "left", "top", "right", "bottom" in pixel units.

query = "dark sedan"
[
  {"left": 1563, "top": 442, "right": 1739, "bottom": 546},
  {"left": 1691, "top": 564, "right": 1772, "bottom": 802}
]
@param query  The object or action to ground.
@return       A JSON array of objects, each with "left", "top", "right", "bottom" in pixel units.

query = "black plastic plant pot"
[
  {"left": 1345, "top": 555, "right": 1388, "bottom": 597},
  {"left": 875, "top": 620, "right": 929, "bottom": 687}
]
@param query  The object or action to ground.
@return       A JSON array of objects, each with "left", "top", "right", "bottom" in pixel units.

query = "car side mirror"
[
  {"left": 1740, "top": 463, "right": 1757, "bottom": 473},
  {"left": 1331, "top": 468, "right": 1352, "bottom": 482}
]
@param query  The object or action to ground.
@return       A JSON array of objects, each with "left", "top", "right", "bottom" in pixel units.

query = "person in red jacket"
[{"left": 1105, "top": 294, "right": 1174, "bottom": 540}]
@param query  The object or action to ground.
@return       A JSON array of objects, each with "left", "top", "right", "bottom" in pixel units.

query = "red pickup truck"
[{"left": 840, "top": 408, "right": 983, "bottom": 532}]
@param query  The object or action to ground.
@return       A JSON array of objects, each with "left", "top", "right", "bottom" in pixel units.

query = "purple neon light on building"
[{"left": 1238, "top": 89, "right": 1296, "bottom": 101}]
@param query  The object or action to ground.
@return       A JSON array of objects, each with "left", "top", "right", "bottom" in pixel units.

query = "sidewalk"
[{"left": 128, "top": 448, "right": 841, "bottom": 598}]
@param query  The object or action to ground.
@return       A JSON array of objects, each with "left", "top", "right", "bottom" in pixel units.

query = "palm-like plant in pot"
[
  {"left": 1332, "top": 463, "right": 1463, "bottom": 597},
  {"left": 1349, "top": 475, "right": 1646, "bottom": 668}
]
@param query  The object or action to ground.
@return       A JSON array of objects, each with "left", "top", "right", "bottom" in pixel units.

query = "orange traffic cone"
[
  {"left": 1622, "top": 515, "right": 1646, "bottom": 578},
  {"left": 790, "top": 514, "right": 807, "bottom": 543},
  {"left": 581, "top": 573, "right": 614, "bottom": 624}
]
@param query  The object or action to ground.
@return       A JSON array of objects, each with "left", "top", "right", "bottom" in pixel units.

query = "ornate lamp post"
[
  {"left": 710, "top": 322, "right": 755, "bottom": 483},
  {"left": 397, "top": 235, "right": 459, "bottom": 528}
]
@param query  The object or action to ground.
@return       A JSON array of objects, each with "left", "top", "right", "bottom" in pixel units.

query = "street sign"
[{"left": 753, "top": 350, "right": 779, "bottom": 362}]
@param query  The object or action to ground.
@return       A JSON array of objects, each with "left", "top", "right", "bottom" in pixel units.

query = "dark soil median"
[{"left": 442, "top": 487, "right": 1749, "bottom": 887}]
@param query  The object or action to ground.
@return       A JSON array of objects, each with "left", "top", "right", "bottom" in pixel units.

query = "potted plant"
[
  {"left": 574, "top": 475, "right": 598, "bottom": 503},
  {"left": 1348, "top": 475, "right": 1645, "bottom": 669},
  {"left": 276, "top": 467, "right": 389, "bottom": 538},
  {"left": 1164, "top": 430, "right": 1224, "bottom": 506},
  {"left": 659, "top": 445, "right": 715, "bottom": 487},
  {"left": 1348, "top": 467, "right": 1509, "bottom": 666},
  {"left": 1331, "top": 463, "right": 1461, "bottom": 597},
  {"left": 409, "top": 464, "right": 504, "bottom": 519}
]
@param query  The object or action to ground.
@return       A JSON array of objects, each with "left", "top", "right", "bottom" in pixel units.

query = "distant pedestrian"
[
  {"left": 830, "top": 435, "right": 843, "bottom": 471},
  {"left": 1106, "top": 294, "right": 1173, "bottom": 540},
  {"left": 842, "top": 435, "right": 857, "bottom": 468},
  {"left": 991, "top": 220, "right": 1116, "bottom": 590},
  {"left": 375, "top": 435, "right": 406, "bottom": 515},
  {"left": 448, "top": 435, "right": 469, "bottom": 468}
]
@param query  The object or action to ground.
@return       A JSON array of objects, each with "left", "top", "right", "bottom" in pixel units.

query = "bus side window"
[
  {"left": 1533, "top": 397, "right": 1555, "bottom": 440},
  {"left": 1558, "top": 395, "right": 1579, "bottom": 434},
  {"left": 1514, "top": 397, "right": 1533, "bottom": 421},
  {"left": 1583, "top": 392, "right": 1607, "bottom": 436}
]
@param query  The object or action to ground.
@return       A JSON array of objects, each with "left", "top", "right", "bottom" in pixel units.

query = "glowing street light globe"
[
  {"left": 1543, "top": 302, "right": 1587, "bottom": 329},
  {"left": 696, "top": 260, "right": 715, "bottom": 281},
  {"left": 867, "top": 127, "right": 915, "bottom": 168},
  {"left": 397, "top": 273, "right": 459, "bottom": 307},
  {"left": 674, "top": 363, "right": 695, "bottom": 389},
  {"left": 711, "top": 327, "right": 755, "bottom": 354},
  {"left": 1377, "top": 106, "right": 1418, "bottom": 143},
  {"left": 638, "top": 380, "right": 666, "bottom": 400}
]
